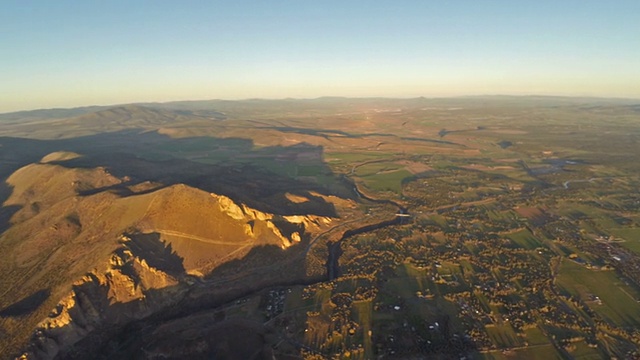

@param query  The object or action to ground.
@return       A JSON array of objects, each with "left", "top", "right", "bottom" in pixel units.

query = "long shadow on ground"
[{"left": 0, "top": 130, "right": 356, "bottom": 228}]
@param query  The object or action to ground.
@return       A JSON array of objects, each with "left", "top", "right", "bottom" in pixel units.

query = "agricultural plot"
[
  {"left": 353, "top": 162, "right": 413, "bottom": 195},
  {"left": 506, "top": 228, "right": 543, "bottom": 249},
  {"left": 523, "top": 327, "right": 550, "bottom": 346},
  {"left": 557, "top": 260, "right": 640, "bottom": 327},
  {"left": 610, "top": 227, "right": 640, "bottom": 255},
  {"left": 484, "top": 324, "right": 523, "bottom": 348}
]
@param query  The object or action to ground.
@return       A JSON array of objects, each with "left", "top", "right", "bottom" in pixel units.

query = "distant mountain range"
[{"left": 2, "top": 95, "right": 638, "bottom": 122}]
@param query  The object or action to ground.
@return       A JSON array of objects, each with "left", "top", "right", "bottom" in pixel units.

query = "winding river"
[
  {"left": 69, "top": 173, "right": 410, "bottom": 357},
  {"left": 326, "top": 176, "right": 409, "bottom": 280}
]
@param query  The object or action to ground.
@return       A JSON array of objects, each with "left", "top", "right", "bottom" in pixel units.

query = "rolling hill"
[{"left": 0, "top": 153, "right": 345, "bottom": 359}]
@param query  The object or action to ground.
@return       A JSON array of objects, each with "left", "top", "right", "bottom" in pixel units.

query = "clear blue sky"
[{"left": 1, "top": 0, "right": 639, "bottom": 112}]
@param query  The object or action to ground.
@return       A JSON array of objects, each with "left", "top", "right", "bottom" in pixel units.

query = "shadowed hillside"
[
  {"left": 0, "top": 125, "right": 362, "bottom": 358},
  {"left": 0, "top": 157, "right": 354, "bottom": 358},
  {"left": 0, "top": 130, "right": 354, "bottom": 217}
]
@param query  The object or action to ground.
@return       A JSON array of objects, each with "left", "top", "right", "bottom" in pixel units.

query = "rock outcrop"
[
  {"left": 23, "top": 235, "right": 188, "bottom": 359},
  {"left": 1, "top": 155, "right": 343, "bottom": 359}
]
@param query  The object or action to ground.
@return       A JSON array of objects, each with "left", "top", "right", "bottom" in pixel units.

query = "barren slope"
[{"left": 0, "top": 153, "right": 338, "bottom": 359}]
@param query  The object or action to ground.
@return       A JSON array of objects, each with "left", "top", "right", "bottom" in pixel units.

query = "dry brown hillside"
[{"left": 0, "top": 153, "right": 349, "bottom": 359}]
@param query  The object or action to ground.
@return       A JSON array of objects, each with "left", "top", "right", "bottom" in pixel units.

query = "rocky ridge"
[{"left": 1, "top": 153, "right": 339, "bottom": 359}]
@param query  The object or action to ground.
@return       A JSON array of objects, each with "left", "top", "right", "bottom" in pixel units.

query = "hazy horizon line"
[{"left": 3, "top": 93, "right": 639, "bottom": 115}]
